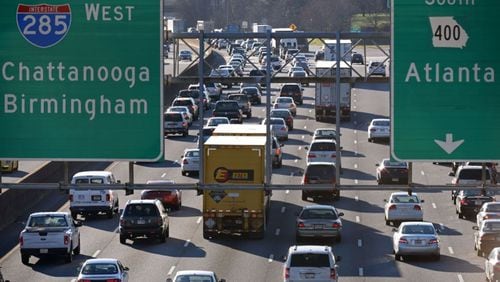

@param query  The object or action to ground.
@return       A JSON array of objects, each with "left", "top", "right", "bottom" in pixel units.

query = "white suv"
[
  {"left": 69, "top": 171, "right": 120, "bottom": 220},
  {"left": 283, "top": 245, "right": 340, "bottom": 282}
]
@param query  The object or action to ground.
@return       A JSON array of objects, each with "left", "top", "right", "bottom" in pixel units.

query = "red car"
[{"left": 141, "top": 180, "right": 182, "bottom": 210}]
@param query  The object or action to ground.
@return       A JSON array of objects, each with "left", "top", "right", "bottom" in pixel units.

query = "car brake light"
[
  {"left": 428, "top": 238, "right": 439, "bottom": 245},
  {"left": 297, "top": 221, "right": 305, "bottom": 228},
  {"left": 120, "top": 218, "right": 127, "bottom": 226},
  {"left": 332, "top": 222, "right": 341, "bottom": 228},
  {"left": 182, "top": 122, "right": 188, "bottom": 127},
  {"left": 69, "top": 194, "right": 73, "bottom": 202},
  {"left": 399, "top": 237, "right": 408, "bottom": 244},
  {"left": 105, "top": 279, "right": 121, "bottom": 282},
  {"left": 389, "top": 205, "right": 397, "bottom": 210},
  {"left": 106, "top": 194, "right": 111, "bottom": 202},
  {"left": 280, "top": 127, "right": 286, "bottom": 131},
  {"left": 460, "top": 199, "right": 469, "bottom": 205},
  {"left": 370, "top": 128, "right": 376, "bottom": 132},
  {"left": 494, "top": 264, "right": 500, "bottom": 271},
  {"left": 19, "top": 235, "right": 23, "bottom": 247},
  {"left": 183, "top": 159, "right": 189, "bottom": 164},
  {"left": 284, "top": 267, "right": 290, "bottom": 279},
  {"left": 331, "top": 153, "right": 336, "bottom": 158},
  {"left": 484, "top": 215, "right": 490, "bottom": 220},
  {"left": 308, "top": 154, "right": 316, "bottom": 158},
  {"left": 276, "top": 148, "right": 281, "bottom": 156},
  {"left": 413, "top": 205, "right": 421, "bottom": 211},
  {"left": 64, "top": 234, "right": 70, "bottom": 245},
  {"left": 330, "top": 268, "right": 336, "bottom": 279}
]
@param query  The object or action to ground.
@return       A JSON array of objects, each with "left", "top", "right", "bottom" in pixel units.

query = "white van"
[{"left": 69, "top": 171, "right": 120, "bottom": 220}]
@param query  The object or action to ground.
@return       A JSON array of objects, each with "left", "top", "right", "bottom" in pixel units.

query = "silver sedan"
[
  {"left": 77, "top": 258, "right": 129, "bottom": 282},
  {"left": 384, "top": 192, "right": 424, "bottom": 226},
  {"left": 296, "top": 205, "right": 344, "bottom": 243},
  {"left": 261, "top": 117, "right": 288, "bottom": 141},
  {"left": 180, "top": 149, "right": 200, "bottom": 176},
  {"left": 477, "top": 202, "right": 500, "bottom": 228},
  {"left": 393, "top": 221, "right": 440, "bottom": 261}
]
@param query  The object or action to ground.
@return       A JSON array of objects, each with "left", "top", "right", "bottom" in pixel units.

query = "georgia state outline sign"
[{"left": 16, "top": 3, "right": 71, "bottom": 48}]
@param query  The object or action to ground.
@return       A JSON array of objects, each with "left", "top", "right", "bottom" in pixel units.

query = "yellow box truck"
[{"left": 203, "top": 135, "right": 269, "bottom": 239}]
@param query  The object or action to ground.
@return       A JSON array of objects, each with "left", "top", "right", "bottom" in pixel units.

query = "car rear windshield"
[
  {"left": 271, "top": 111, "right": 288, "bottom": 118},
  {"left": 305, "top": 165, "right": 336, "bottom": 180},
  {"left": 383, "top": 160, "right": 407, "bottom": 167},
  {"left": 281, "top": 85, "right": 300, "bottom": 92},
  {"left": 402, "top": 225, "right": 435, "bottom": 234},
  {"left": 310, "top": 142, "right": 336, "bottom": 151},
  {"left": 373, "top": 120, "right": 390, "bottom": 126},
  {"left": 483, "top": 222, "right": 500, "bottom": 232},
  {"left": 463, "top": 189, "right": 495, "bottom": 197},
  {"left": 74, "top": 177, "right": 105, "bottom": 184},
  {"left": 486, "top": 204, "right": 500, "bottom": 212},
  {"left": 173, "top": 100, "right": 193, "bottom": 107},
  {"left": 124, "top": 204, "right": 160, "bottom": 217},
  {"left": 82, "top": 263, "right": 118, "bottom": 275},
  {"left": 215, "top": 102, "right": 239, "bottom": 111},
  {"left": 300, "top": 209, "right": 337, "bottom": 220},
  {"left": 290, "top": 253, "right": 330, "bottom": 267},
  {"left": 391, "top": 195, "right": 419, "bottom": 203},
  {"left": 458, "top": 168, "right": 490, "bottom": 180},
  {"left": 249, "top": 70, "right": 266, "bottom": 76},
  {"left": 228, "top": 95, "right": 248, "bottom": 102},
  {"left": 185, "top": 150, "right": 199, "bottom": 157},
  {"left": 269, "top": 119, "right": 284, "bottom": 125},
  {"left": 175, "top": 275, "right": 214, "bottom": 282},
  {"left": 165, "top": 113, "right": 183, "bottom": 122},
  {"left": 179, "top": 90, "right": 199, "bottom": 99},
  {"left": 28, "top": 215, "right": 68, "bottom": 228}
]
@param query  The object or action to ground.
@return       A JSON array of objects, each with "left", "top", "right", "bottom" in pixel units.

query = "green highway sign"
[
  {"left": 0, "top": 0, "right": 162, "bottom": 161},
  {"left": 392, "top": 0, "right": 499, "bottom": 161}
]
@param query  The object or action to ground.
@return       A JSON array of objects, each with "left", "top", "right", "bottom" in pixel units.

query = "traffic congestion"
[{"left": 1, "top": 34, "right": 499, "bottom": 282}]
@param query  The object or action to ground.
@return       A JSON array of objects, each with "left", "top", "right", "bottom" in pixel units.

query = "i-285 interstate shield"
[
  {"left": 0, "top": 0, "right": 162, "bottom": 161},
  {"left": 392, "top": 0, "right": 499, "bottom": 161}
]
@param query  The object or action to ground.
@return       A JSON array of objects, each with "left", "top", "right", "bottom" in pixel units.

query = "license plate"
[
  {"left": 78, "top": 195, "right": 85, "bottom": 200},
  {"left": 305, "top": 273, "right": 315, "bottom": 279},
  {"left": 91, "top": 195, "right": 101, "bottom": 201},
  {"left": 414, "top": 239, "right": 422, "bottom": 244},
  {"left": 314, "top": 224, "right": 323, "bottom": 229},
  {"left": 137, "top": 219, "right": 146, "bottom": 224},
  {"left": 40, "top": 249, "right": 48, "bottom": 254},
  {"left": 475, "top": 200, "right": 482, "bottom": 205},
  {"left": 235, "top": 220, "right": 243, "bottom": 224},
  {"left": 392, "top": 178, "right": 399, "bottom": 182}
]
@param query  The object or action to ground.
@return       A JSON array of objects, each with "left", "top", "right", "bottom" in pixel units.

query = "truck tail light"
[
  {"left": 19, "top": 235, "right": 24, "bottom": 247},
  {"left": 64, "top": 234, "right": 70, "bottom": 245},
  {"left": 308, "top": 154, "right": 316, "bottom": 159},
  {"left": 182, "top": 122, "right": 188, "bottom": 127},
  {"left": 331, "top": 153, "right": 337, "bottom": 158},
  {"left": 399, "top": 237, "right": 408, "bottom": 244},
  {"left": 275, "top": 148, "right": 281, "bottom": 156},
  {"left": 303, "top": 175, "right": 309, "bottom": 184},
  {"left": 330, "top": 268, "right": 337, "bottom": 279},
  {"left": 389, "top": 205, "right": 397, "bottom": 210},
  {"left": 332, "top": 222, "right": 341, "bottom": 229},
  {"left": 106, "top": 194, "right": 111, "bottom": 202},
  {"left": 428, "top": 238, "right": 439, "bottom": 245},
  {"left": 284, "top": 267, "right": 290, "bottom": 279}
]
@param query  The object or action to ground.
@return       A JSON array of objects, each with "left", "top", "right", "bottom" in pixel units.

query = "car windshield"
[
  {"left": 228, "top": 95, "right": 247, "bottom": 102},
  {"left": 383, "top": 160, "right": 407, "bottom": 167},
  {"left": 185, "top": 150, "right": 199, "bottom": 158},
  {"left": 402, "top": 225, "right": 435, "bottom": 234},
  {"left": 310, "top": 142, "right": 336, "bottom": 151},
  {"left": 277, "top": 98, "right": 292, "bottom": 104},
  {"left": 164, "top": 113, "right": 183, "bottom": 122},
  {"left": 290, "top": 253, "right": 330, "bottom": 267},
  {"left": 168, "top": 107, "right": 187, "bottom": 113},
  {"left": 271, "top": 111, "right": 288, "bottom": 118},
  {"left": 124, "top": 204, "right": 159, "bottom": 217},
  {"left": 463, "top": 189, "right": 494, "bottom": 196},
  {"left": 179, "top": 90, "right": 199, "bottom": 99},
  {"left": 173, "top": 100, "right": 193, "bottom": 107},
  {"left": 175, "top": 275, "right": 214, "bottom": 282},
  {"left": 306, "top": 165, "right": 336, "bottom": 180},
  {"left": 391, "top": 195, "right": 420, "bottom": 203},
  {"left": 282, "top": 85, "right": 299, "bottom": 92},
  {"left": 486, "top": 204, "right": 500, "bottom": 212},
  {"left": 208, "top": 119, "right": 228, "bottom": 126},
  {"left": 482, "top": 222, "right": 500, "bottom": 232},
  {"left": 459, "top": 169, "right": 490, "bottom": 180},
  {"left": 373, "top": 120, "right": 390, "bottom": 126},
  {"left": 316, "top": 130, "right": 336, "bottom": 138},
  {"left": 301, "top": 209, "right": 337, "bottom": 220},
  {"left": 82, "top": 263, "right": 118, "bottom": 275},
  {"left": 215, "top": 102, "right": 238, "bottom": 111},
  {"left": 28, "top": 215, "right": 68, "bottom": 228},
  {"left": 75, "top": 178, "right": 105, "bottom": 184}
]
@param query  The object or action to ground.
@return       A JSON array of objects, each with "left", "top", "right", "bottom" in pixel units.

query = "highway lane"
[{"left": 0, "top": 47, "right": 493, "bottom": 282}]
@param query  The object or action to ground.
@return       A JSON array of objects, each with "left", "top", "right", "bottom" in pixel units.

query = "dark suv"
[
  {"left": 227, "top": 94, "right": 252, "bottom": 118},
  {"left": 119, "top": 199, "right": 169, "bottom": 244},
  {"left": 301, "top": 162, "right": 339, "bottom": 201},
  {"left": 279, "top": 83, "right": 303, "bottom": 105},
  {"left": 212, "top": 101, "right": 243, "bottom": 123}
]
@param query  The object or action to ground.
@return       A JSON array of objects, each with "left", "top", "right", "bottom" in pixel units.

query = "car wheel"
[
  {"left": 433, "top": 254, "right": 440, "bottom": 261},
  {"left": 301, "top": 192, "right": 308, "bottom": 201},
  {"left": 73, "top": 236, "right": 81, "bottom": 255},
  {"left": 71, "top": 212, "right": 78, "bottom": 220},
  {"left": 175, "top": 201, "right": 181, "bottom": 211},
  {"left": 159, "top": 230, "right": 166, "bottom": 243},
  {"left": 106, "top": 209, "right": 114, "bottom": 219},
  {"left": 277, "top": 160, "right": 282, "bottom": 168},
  {"left": 181, "top": 171, "right": 186, "bottom": 176},
  {"left": 395, "top": 254, "right": 401, "bottom": 261},
  {"left": 477, "top": 248, "right": 483, "bottom": 256},
  {"left": 183, "top": 131, "right": 188, "bottom": 137},
  {"left": 385, "top": 217, "right": 390, "bottom": 226},
  {"left": 120, "top": 234, "right": 127, "bottom": 244},
  {"left": 247, "top": 113, "right": 252, "bottom": 118},
  {"left": 166, "top": 226, "right": 170, "bottom": 238},
  {"left": 21, "top": 254, "right": 30, "bottom": 265},
  {"left": 368, "top": 138, "right": 372, "bottom": 142},
  {"left": 335, "top": 235, "right": 341, "bottom": 243}
]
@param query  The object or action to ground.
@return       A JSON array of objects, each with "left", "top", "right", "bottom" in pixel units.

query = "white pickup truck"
[{"left": 19, "top": 212, "right": 81, "bottom": 264}]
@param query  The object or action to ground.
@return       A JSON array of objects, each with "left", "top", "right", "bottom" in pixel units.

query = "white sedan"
[
  {"left": 477, "top": 202, "right": 500, "bottom": 229},
  {"left": 384, "top": 192, "right": 424, "bottom": 226},
  {"left": 261, "top": 117, "right": 288, "bottom": 141},
  {"left": 393, "top": 222, "right": 440, "bottom": 261},
  {"left": 368, "top": 118, "right": 390, "bottom": 142},
  {"left": 368, "top": 61, "right": 386, "bottom": 76},
  {"left": 77, "top": 258, "right": 129, "bottom": 282},
  {"left": 181, "top": 149, "right": 200, "bottom": 176},
  {"left": 273, "top": 97, "right": 297, "bottom": 116},
  {"left": 167, "top": 270, "right": 226, "bottom": 282}
]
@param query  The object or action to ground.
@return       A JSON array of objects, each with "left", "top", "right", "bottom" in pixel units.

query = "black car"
[
  {"left": 119, "top": 199, "right": 169, "bottom": 244},
  {"left": 352, "top": 53, "right": 364, "bottom": 64},
  {"left": 376, "top": 159, "right": 409, "bottom": 184},
  {"left": 455, "top": 189, "right": 495, "bottom": 218},
  {"left": 249, "top": 69, "right": 267, "bottom": 87},
  {"left": 227, "top": 94, "right": 252, "bottom": 118},
  {"left": 240, "top": 86, "right": 262, "bottom": 105},
  {"left": 279, "top": 83, "right": 303, "bottom": 105},
  {"left": 212, "top": 100, "right": 243, "bottom": 123}
]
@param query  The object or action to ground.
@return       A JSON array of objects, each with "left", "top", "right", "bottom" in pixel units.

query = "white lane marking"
[
  {"left": 275, "top": 229, "right": 280, "bottom": 236},
  {"left": 161, "top": 173, "right": 166, "bottom": 178},
  {"left": 294, "top": 159, "right": 298, "bottom": 163},
  {"left": 309, "top": 109, "right": 312, "bottom": 113},
  {"left": 358, "top": 239, "right": 362, "bottom": 247},
  {"left": 359, "top": 267, "right": 364, "bottom": 276},
  {"left": 355, "top": 196, "right": 359, "bottom": 202},
  {"left": 354, "top": 130, "right": 357, "bottom": 134},
  {"left": 448, "top": 246, "right": 454, "bottom": 255},
  {"left": 184, "top": 239, "right": 191, "bottom": 247},
  {"left": 301, "top": 135, "right": 305, "bottom": 139},
  {"left": 286, "top": 190, "right": 290, "bottom": 194},
  {"left": 353, "top": 99, "right": 357, "bottom": 103},
  {"left": 168, "top": 266, "right": 176, "bottom": 276},
  {"left": 354, "top": 164, "right": 358, "bottom": 169},
  {"left": 432, "top": 203, "right": 437, "bottom": 209},
  {"left": 303, "top": 126, "right": 307, "bottom": 129},
  {"left": 290, "top": 172, "right": 294, "bottom": 177},
  {"left": 298, "top": 146, "right": 302, "bottom": 150},
  {"left": 197, "top": 217, "right": 202, "bottom": 224},
  {"left": 353, "top": 105, "right": 357, "bottom": 109},
  {"left": 174, "top": 159, "right": 179, "bottom": 164},
  {"left": 421, "top": 170, "right": 425, "bottom": 176},
  {"left": 354, "top": 179, "right": 359, "bottom": 184},
  {"left": 356, "top": 216, "right": 360, "bottom": 223},
  {"left": 268, "top": 254, "right": 274, "bottom": 262},
  {"left": 92, "top": 250, "right": 101, "bottom": 258},
  {"left": 354, "top": 140, "right": 357, "bottom": 144},
  {"left": 457, "top": 274, "right": 464, "bottom": 282},
  {"left": 281, "top": 207, "right": 286, "bottom": 213},
  {"left": 113, "top": 226, "right": 119, "bottom": 233}
]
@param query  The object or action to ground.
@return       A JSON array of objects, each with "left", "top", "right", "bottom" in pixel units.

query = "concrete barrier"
[{"left": 0, "top": 161, "right": 111, "bottom": 230}]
